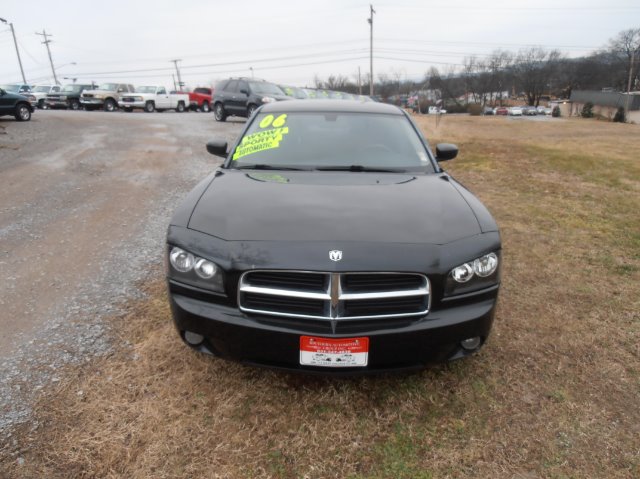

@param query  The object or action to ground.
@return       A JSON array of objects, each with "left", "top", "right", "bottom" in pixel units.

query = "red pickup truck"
[{"left": 182, "top": 87, "right": 212, "bottom": 112}]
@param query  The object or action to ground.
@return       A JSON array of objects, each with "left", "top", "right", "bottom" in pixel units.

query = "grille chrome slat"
[{"left": 239, "top": 271, "right": 430, "bottom": 321}]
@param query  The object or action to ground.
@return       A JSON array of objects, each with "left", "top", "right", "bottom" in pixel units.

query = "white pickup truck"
[{"left": 118, "top": 86, "right": 189, "bottom": 112}]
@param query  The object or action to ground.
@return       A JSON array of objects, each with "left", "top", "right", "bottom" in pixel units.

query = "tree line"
[{"left": 313, "top": 28, "right": 640, "bottom": 107}]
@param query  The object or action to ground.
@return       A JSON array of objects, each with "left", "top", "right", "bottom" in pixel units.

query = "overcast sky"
[{"left": 1, "top": 0, "right": 639, "bottom": 89}]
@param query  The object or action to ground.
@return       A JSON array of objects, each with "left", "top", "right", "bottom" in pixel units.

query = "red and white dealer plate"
[{"left": 299, "top": 336, "right": 369, "bottom": 367}]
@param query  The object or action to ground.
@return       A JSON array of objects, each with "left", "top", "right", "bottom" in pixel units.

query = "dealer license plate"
[{"left": 299, "top": 336, "right": 369, "bottom": 367}]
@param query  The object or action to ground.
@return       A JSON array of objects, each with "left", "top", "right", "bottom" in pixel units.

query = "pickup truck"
[
  {"left": 31, "top": 85, "right": 62, "bottom": 109},
  {"left": 46, "top": 84, "right": 94, "bottom": 110},
  {"left": 182, "top": 87, "right": 212, "bottom": 112},
  {"left": 80, "top": 83, "right": 135, "bottom": 111},
  {"left": 118, "top": 86, "right": 189, "bottom": 112}
]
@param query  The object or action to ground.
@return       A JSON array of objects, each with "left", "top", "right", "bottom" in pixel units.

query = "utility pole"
[
  {"left": 367, "top": 4, "right": 375, "bottom": 96},
  {"left": 625, "top": 49, "right": 636, "bottom": 118},
  {"left": 35, "top": 30, "right": 59, "bottom": 85},
  {"left": 0, "top": 18, "right": 27, "bottom": 84},
  {"left": 358, "top": 66, "right": 362, "bottom": 95},
  {"left": 172, "top": 74, "right": 177, "bottom": 91},
  {"left": 171, "top": 59, "right": 183, "bottom": 90}
]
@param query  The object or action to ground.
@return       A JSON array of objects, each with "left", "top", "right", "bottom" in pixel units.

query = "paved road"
[{"left": 0, "top": 109, "right": 244, "bottom": 429}]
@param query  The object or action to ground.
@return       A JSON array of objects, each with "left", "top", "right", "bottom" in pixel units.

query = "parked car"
[
  {"left": 522, "top": 106, "right": 538, "bottom": 116},
  {"left": 80, "top": 83, "right": 135, "bottom": 111},
  {"left": 301, "top": 88, "right": 319, "bottom": 99},
  {"left": 483, "top": 107, "right": 494, "bottom": 115},
  {"left": 494, "top": 107, "right": 508, "bottom": 116},
  {"left": 166, "top": 100, "right": 501, "bottom": 373},
  {"left": 508, "top": 107, "right": 523, "bottom": 116},
  {"left": 279, "top": 85, "right": 308, "bottom": 100},
  {"left": 181, "top": 87, "right": 212, "bottom": 112},
  {"left": 118, "top": 86, "right": 189, "bottom": 112},
  {"left": 31, "top": 85, "right": 61, "bottom": 109},
  {"left": 0, "top": 86, "right": 34, "bottom": 121},
  {"left": 212, "top": 78, "right": 289, "bottom": 121},
  {"left": 1, "top": 83, "right": 37, "bottom": 108},
  {"left": 45, "top": 84, "right": 94, "bottom": 110},
  {"left": 428, "top": 106, "right": 446, "bottom": 114}
]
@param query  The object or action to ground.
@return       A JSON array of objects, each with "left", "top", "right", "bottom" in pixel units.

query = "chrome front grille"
[{"left": 238, "top": 271, "right": 430, "bottom": 320}]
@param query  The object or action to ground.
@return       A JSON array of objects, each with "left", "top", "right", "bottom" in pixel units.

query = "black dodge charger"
[{"left": 166, "top": 100, "right": 501, "bottom": 373}]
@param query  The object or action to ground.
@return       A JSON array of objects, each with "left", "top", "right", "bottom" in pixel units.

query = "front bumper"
[
  {"left": 168, "top": 280, "right": 498, "bottom": 374},
  {"left": 80, "top": 98, "right": 105, "bottom": 105},
  {"left": 118, "top": 100, "right": 145, "bottom": 109}
]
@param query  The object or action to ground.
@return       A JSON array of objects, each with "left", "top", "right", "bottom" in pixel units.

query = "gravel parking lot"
[{"left": 0, "top": 110, "right": 243, "bottom": 432}]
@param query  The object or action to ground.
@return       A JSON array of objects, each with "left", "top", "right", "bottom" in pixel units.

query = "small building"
[{"left": 569, "top": 90, "right": 640, "bottom": 122}]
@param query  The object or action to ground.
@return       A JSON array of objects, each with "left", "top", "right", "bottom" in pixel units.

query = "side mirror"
[
  {"left": 240, "top": 89, "right": 248, "bottom": 95},
  {"left": 206, "top": 139, "right": 228, "bottom": 158},
  {"left": 435, "top": 143, "right": 458, "bottom": 162}
]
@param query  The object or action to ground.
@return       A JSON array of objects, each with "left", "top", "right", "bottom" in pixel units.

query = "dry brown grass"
[{"left": 2, "top": 116, "right": 639, "bottom": 479}]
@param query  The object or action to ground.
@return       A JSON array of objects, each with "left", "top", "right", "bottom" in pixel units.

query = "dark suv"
[
  {"left": 213, "top": 78, "right": 289, "bottom": 121},
  {"left": 0, "top": 87, "right": 34, "bottom": 121}
]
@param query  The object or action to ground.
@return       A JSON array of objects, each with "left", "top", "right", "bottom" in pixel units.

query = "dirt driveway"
[{"left": 0, "top": 110, "right": 242, "bottom": 429}]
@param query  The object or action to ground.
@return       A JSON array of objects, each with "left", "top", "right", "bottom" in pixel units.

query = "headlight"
[
  {"left": 168, "top": 246, "right": 224, "bottom": 293},
  {"left": 261, "top": 96, "right": 276, "bottom": 103},
  {"left": 445, "top": 252, "right": 500, "bottom": 297},
  {"left": 170, "top": 247, "right": 194, "bottom": 272}
]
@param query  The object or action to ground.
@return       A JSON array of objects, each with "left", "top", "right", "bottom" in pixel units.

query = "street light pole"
[
  {"left": 367, "top": 4, "right": 375, "bottom": 96},
  {"left": 0, "top": 18, "right": 27, "bottom": 84},
  {"left": 36, "top": 30, "right": 59, "bottom": 85}
]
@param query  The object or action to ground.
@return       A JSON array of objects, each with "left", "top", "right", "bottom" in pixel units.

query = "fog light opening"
[
  {"left": 184, "top": 331, "right": 204, "bottom": 346},
  {"left": 460, "top": 336, "right": 481, "bottom": 351}
]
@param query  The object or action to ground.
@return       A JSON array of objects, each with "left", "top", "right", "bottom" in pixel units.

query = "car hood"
[{"left": 187, "top": 170, "right": 482, "bottom": 244}]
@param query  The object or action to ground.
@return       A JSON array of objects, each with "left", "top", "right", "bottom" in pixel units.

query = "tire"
[
  {"left": 15, "top": 103, "right": 31, "bottom": 121},
  {"left": 176, "top": 102, "right": 185, "bottom": 113},
  {"left": 38, "top": 99, "right": 45, "bottom": 110},
  {"left": 144, "top": 101, "right": 155, "bottom": 113},
  {"left": 104, "top": 98, "right": 117, "bottom": 112},
  {"left": 201, "top": 101, "right": 210, "bottom": 113},
  {"left": 69, "top": 100, "right": 80, "bottom": 111},
  {"left": 247, "top": 104, "right": 257, "bottom": 118},
  {"left": 214, "top": 103, "right": 227, "bottom": 122}
]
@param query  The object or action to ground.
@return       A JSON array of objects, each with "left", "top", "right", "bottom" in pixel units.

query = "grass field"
[{"left": 2, "top": 115, "right": 639, "bottom": 479}]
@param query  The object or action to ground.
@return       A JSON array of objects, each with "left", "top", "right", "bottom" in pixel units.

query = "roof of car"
[{"left": 260, "top": 99, "right": 403, "bottom": 115}]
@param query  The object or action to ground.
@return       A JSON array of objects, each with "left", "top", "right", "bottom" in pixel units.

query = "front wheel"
[
  {"left": 15, "top": 104, "right": 31, "bottom": 121},
  {"left": 144, "top": 101, "right": 155, "bottom": 113},
  {"left": 201, "top": 101, "right": 210, "bottom": 113},
  {"left": 176, "top": 102, "right": 185, "bottom": 113},
  {"left": 69, "top": 100, "right": 80, "bottom": 111},
  {"left": 214, "top": 103, "right": 227, "bottom": 122},
  {"left": 104, "top": 99, "right": 117, "bottom": 112}
]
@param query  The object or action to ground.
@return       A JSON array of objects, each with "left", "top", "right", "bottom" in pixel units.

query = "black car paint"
[
  {"left": 167, "top": 101, "right": 501, "bottom": 373},
  {"left": 0, "top": 89, "right": 34, "bottom": 120},
  {"left": 45, "top": 84, "right": 94, "bottom": 109}
]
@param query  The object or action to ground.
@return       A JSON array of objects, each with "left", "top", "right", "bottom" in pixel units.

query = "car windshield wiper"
[
  {"left": 314, "top": 165, "right": 406, "bottom": 173},
  {"left": 234, "top": 164, "right": 307, "bottom": 171}
]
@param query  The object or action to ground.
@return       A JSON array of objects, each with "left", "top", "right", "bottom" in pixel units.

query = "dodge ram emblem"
[{"left": 329, "top": 250, "right": 343, "bottom": 262}]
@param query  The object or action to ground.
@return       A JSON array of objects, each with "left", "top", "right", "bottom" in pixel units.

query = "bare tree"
[
  {"left": 513, "top": 47, "right": 563, "bottom": 106},
  {"left": 608, "top": 28, "right": 640, "bottom": 93}
]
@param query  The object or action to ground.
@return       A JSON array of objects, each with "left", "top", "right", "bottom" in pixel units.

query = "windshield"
[
  {"left": 249, "top": 81, "right": 284, "bottom": 96},
  {"left": 136, "top": 86, "right": 158, "bottom": 93},
  {"left": 62, "top": 85, "right": 82, "bottom": 92},
  {"left": 34, "top": 86, "right": 51, "bottom": 92},
  {"left": 1, "top": 84, "right": 20, "bottom": 93},
  {"left": 97, "top": 83, "right": 118, "bottom": 91},
  {"left": 229, "top": 112, "right": 434, "bottom": 172}
]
